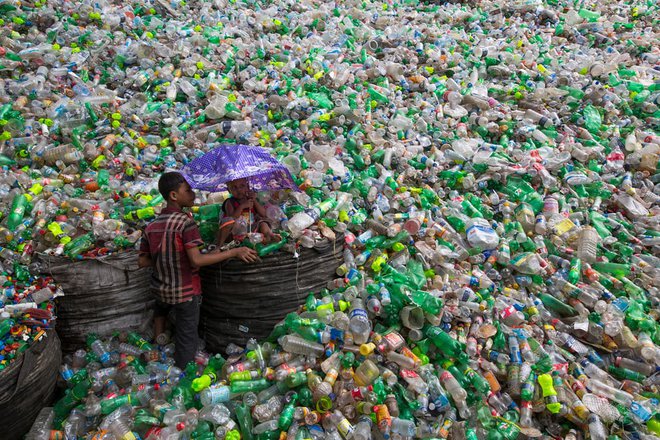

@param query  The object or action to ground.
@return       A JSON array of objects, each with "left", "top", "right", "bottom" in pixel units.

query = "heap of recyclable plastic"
[{"left": 1, "top": 0, "right": 659, "bottom": 435}]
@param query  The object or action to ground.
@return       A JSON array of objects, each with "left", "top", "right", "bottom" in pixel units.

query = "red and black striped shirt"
[{"left": 139, "top": 207, "right": 204, "bottom": 304}]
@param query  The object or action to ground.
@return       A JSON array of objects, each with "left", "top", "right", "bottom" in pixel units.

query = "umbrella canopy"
[{"left": 181, "top": 144, "right": 299, "bottom": 192}]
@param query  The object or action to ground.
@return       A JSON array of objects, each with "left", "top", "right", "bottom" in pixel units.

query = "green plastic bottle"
[
  {"left": 426, "top": 326, "right": 468, "bottom": 363},
  {"left": 191, "top": 354, "right": 225, "bottom": 392},
  {"left": 235, "top": 403, "right": 255, "bottom": 440},
  {"left": 278, "top": 396, "right": 298, "bottom": 430},
  {"left": 538, "top": 293, "right": 577, "bottom": 317},
  {"left": 127, "top": 332, "right": 153, "bottom": 351},
  {"left": 6, "top": 194, "right": 28, "bottom": 231},
  {"left": 63, "top": 233, "right": 96, "bottom": 258},
  {"left": 230, "top": 378, "right": 270, "bottom": 393}
]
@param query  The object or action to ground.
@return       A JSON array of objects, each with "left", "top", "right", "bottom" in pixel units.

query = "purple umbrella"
[{"left": 181, "top": 144, "right": 300, "bottom": 192}]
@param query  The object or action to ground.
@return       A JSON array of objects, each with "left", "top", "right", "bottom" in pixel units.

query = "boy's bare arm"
[
  {"left": 186, "top": 246, "right": 258, "bottom": 267},
  {"left": 253, "top": 200, "right": 267, "bottom": 217},
  {"left": 138, "top": 253, "right": 153, "bottom": 268},
  {"left": 225, "top": 202, "right": 237, "bottom": 218}
]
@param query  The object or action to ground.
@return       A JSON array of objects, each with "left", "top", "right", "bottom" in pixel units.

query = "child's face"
[
  {"left": 227, "top": 179, "right": 250, "bottom": 199},
  {"left": 172, "top": 182, "right": 196, "bottom": 207}
]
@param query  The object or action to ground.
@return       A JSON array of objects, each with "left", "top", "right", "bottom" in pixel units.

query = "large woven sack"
[
  {"left": 37, "top": 251, "right": 155, "bottom": 352},
  {"left": 0, "top": 330, "right": 61, "bottom": 440},
  {"left": 201, "top": 238, "right": 342, "bottom": 353}
]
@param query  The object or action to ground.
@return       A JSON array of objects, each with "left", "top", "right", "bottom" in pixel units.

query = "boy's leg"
[
  {"left": 173, "top": 296, "right": 200, "bottom": 369},
  {"left": 154, "top": 316, "right": 167, "bottom": 340},
  {"left": 217, "top": 218, "right": 234, "bottom": 246},
  {"left": 259, "top": 222, "right": 281, "bottom": 243},
  {"left": 217, "top": 226, "right": 232, "bottom": 246},
  {"left": 153, "top": 300, "right": 170, "bottom": 343}
]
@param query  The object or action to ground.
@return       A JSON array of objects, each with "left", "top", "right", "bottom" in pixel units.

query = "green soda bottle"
[
  {"left": 6, "top": 194, "right": 28, "bottom": 231},
  {"left": 63, "top": 233, "right": 95, "bottom": 258},
  {"left": 235, "top": 403, "right": 255, "bottom": 440},
  {"left": 426, "top": 326, "right": 468, "bottom": 363},
  {"left": 191, "top": 354, "right": 225, "bottom": 392},
  {"left": 127, "top": 332, "right": 153, "bottom": 351},
  {"left": 101, "top": 392, "right": 137, "bottom": 415},
  {"left": 53, "top": 378, "right": 91, "bottom": 424},
  {"left": 410, "top": 290, "right": 442, "bottom": 315},
  {"left": 257, "top": 236, "right": 287, "bottom": 257},
  {"left": 278, "top": 395, "right": 298, "bottom": 430},
  {"left": 538, "top": 293, "right": 577, "bottom": 317},
  {"left": 591, "top": 262, "right": 631, "bottom": 278},
  {"left": 230, "top": 378, "right": 270, "bottom": 393}
]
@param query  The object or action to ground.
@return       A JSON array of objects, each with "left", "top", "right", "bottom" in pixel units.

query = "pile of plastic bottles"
[
  {"left": 0, "top": 275, "right": 60, "bottom": 370},
  {"left": 0, "top": 0, "right": 659, "bottom": 434},
  {"left": 45, "top": 286, "right": 660, "bottom": 440}
]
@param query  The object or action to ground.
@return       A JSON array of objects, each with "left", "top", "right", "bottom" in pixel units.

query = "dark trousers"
[{"left": 155, "top": 296, "right": 200, "bottom": 369}]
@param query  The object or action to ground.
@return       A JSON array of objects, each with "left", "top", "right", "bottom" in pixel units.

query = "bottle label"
[
  {"left": 563, "top": 172, "right": 590, "bottom": 186},
  {"left": 350, "top": 308, "right": 368, "bottom": 320},
  {"left": 553, "top": 218, "right": 576, "bottom": 236},
  {"left": 434, "top": 395, "right": 449, "bottom": 410},
  {"left": 383, "top": 331, "right": 405, "bottom": 350},
  {"left": 457, "top": 288, "right": 473, "bottom": 301},
  {"left": 399, "top": 369, "right": 420, "bottom": 380},
  {"left": 466, "top": 223, "right": 496, "bottom": 239},
  {"left": 61, "top": 368, "right": 73, "bottom": 381},
  {"left": 337, "top": 419, "right": 354, "bottom": 437},
  {"left": 630, "top": 401, "right": 652, "bottom": 422}
]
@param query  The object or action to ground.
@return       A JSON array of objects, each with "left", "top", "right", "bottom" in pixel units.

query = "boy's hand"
[
  {"left": 232, "top": 247, "right": 258, "bottom": 263},
  {"left": 138, "top": 253, "right": 153, "bottom": 268},
  {"left": 239, "top": 199, "right": 254, "bottom": 211}
]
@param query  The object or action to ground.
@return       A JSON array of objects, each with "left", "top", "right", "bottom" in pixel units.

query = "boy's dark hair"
[{"left": 158, "top": 172, "right": 187, "bottom": 200}]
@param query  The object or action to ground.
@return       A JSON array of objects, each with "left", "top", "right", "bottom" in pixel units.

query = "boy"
[
  {"left": 217, "top": 178, "right": 281, "bottom": 246},
  {"left": 138, "top": 172, "right": 257, "bottom": 368}
]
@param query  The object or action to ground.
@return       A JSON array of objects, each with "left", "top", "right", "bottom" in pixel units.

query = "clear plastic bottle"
[
  {"left": 438, "top": 370, "right": 467, "bottom": 407},
  {"left": 351, "top": 415, "right": 373, "bottom": 440},
  {"left": 349, "top": 299, "right": 371, "bottom": 345},
  {"left": 278, "top": 335, "right": 325, "bottom": 357},
  {"left": 200, "top": 385, "right": 232, "bottom": 406},
  {"left": 587, "top": 414, "right": 607, "bottom": 440},
  {"left": 576, "top": 225, "right": 599, "bottom": 263},
  {"left": 465, "top": 217, "right": 499, "bottom": 250}
]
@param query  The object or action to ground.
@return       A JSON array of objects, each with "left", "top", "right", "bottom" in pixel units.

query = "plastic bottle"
[
  {"left": 349, "top": 298, "right": 371, "bottom": 345},
  {"left": 576, "top": 226, "right": 599, "bottom": 263},
  {"left": 279, "top": 335, "right": 325, "bottom": 357}
]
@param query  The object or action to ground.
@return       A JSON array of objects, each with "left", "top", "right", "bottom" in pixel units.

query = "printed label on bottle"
[
  {"left": 553, "top": 218, "right": 576, "bottom": 236},
  {"left": 457, "top": 288, "right": 472, "bottom": 301},
  {"left": 466, "top": 224, "right": 495, "bottom": 239},
  {"left": 384, "top": 331, "right": 405, "bottom": 350},
  {"left": 399, "top": 369, "right": 420, "bottom": 379},
  {"left": 61, "top": 368, "right": 73, "bottom": 381},
  {"left": 337, "top": 419, "right": 354, "bottom": 437},
  {"left": 630, "top": 401, "right": 652, "bottom": 422},
  {"left": 350, "top": 308, "right": 368, "bottom": 319}
]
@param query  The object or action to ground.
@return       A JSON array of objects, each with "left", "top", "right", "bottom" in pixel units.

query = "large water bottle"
[
  {"left": 577, "top": 225, "right": 599, "bottom": 263},
  {"left": 349, "top": 298, "right": 371, "bottom": 345}
]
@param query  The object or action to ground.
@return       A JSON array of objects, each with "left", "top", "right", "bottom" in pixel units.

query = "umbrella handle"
[{"left": 247, "top": 181, "right": 252, "bottom": 233}]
